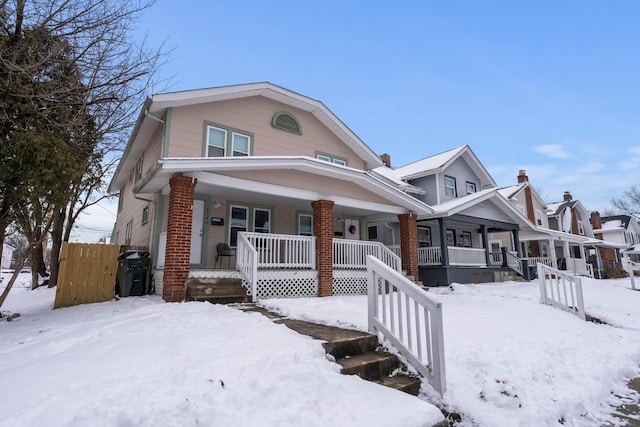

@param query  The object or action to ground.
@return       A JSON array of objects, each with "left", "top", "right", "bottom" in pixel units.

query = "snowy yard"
[{"left": 1, "top": 273, "right": 639, "bottom": 426}]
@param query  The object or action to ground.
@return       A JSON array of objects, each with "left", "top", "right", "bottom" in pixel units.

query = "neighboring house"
[
  {"left": 370, "top": 146, "right": 535, "bottom": 286},
  {"left": 1, "top": 243, "right": 15, "bottom": 269},
  {"left": 108, "top": 82, "right": 430, "bottom": 302},
  {"left": 591, "top": 212, "right": 640, "bottom": 266}
]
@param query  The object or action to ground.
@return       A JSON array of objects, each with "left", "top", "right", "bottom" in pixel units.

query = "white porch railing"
[
  {"left": 622, "top": 257, "right": 638, "bottom": 290},
  {"left": 448, "top": 247, "right": 486, "bottom": 266},
  {"left": 537, "top": 263, "right": 586, "bottom": 320},
  {"left": 333, "top": 239, "right": 401, "bottom": 272},
  {"left": 505, "top": 251, "right": 523, "bottom": 276},
  {"left": 566, "top": 257, "right": 594, "bottom": 278},
  {"left": 418, "top": 247, "right": 441, "bottom": 266},
  {"left": 388, "top": 244, "right": 401, "bottom": 258},
  {"left": 236, "top": 233, "right": 258, "bottom": 300},
  {"left": 526, "top": 257, "right": 553, "bottom": 267},
  {"left": 489, "top": 251, "right": 502, "bottom": 266},
  {"left": 242, "top": 232, "right": 316, "bottom": 269},
  {"left": 366, "top": 255, "right": 446, "bottom": 395}
]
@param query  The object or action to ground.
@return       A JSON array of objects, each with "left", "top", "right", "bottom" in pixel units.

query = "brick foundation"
[
  {"left": 399, "top": 213, "right": 419, "bottom": 280},
  {"left": 312, "top": 200, "right": 334, "bottom": 297},
  {"left": 163, "top": 174, "right": 197, "bottom": 302}
]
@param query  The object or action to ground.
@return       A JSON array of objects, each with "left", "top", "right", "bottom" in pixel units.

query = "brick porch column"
[
  {"left": 399, "top": 213, "right": 419, "bottom": 280},
  {"left": 312, "top": 200, "right": 334, "bottom": 297},
  {"left": 163, "top": 174, "right": 197, "bottom": 302}
]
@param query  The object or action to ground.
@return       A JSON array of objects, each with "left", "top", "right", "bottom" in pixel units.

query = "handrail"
[
  {"left": 448, "top": 247, "right": 486, "bottom": 266},
  {"left": 366, "top": 255, "right": 446, "bottom": 395},
  {"left": 537, "top": 263, "right": 586, "bottom": 320},
  {"left": 333, "top": 239, "right": 401, "bottom": 272},
  {"left": 236, "top": 232, "right": 258, "bottom": 301},
  {"left": 505, "top": 251, "right": 523, "bottom": 275},
  {"left": 418, "top": 247, "right": 441, "bottom": 266}
]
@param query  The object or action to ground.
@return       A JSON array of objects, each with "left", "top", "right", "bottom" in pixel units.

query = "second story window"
[
  {"left": 466, "top": 181, "right": 477, "bottom": 194},
  {"left": 316, "top": 152, "right": 347, "bottom": 166},
  {"left": 535, "top": 210, "right": 543, "bottom": 226},
  {"left": 578, "top": 220, "right": 585, "bottom": 235},
  {"left": 207, "top": 124, "right": 252, "bottom": 157},
  {"left": 445, "top": 176, "right": 457, "bottom": 197}
]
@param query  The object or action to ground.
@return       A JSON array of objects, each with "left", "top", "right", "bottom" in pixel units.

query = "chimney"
[
  {"left": 517, "top": 170, "right": 528, "bottom": 183},
  {"left": 380, "top": 153, "right": 391, "bottom": 168},
  {"left": 590, "top": 211, "right": 602, "bottom": 230},
  {"left": 563, "top": 191, "right": 572, "bottom": 201}
]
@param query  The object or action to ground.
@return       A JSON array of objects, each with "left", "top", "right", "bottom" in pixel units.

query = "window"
[
  {"left": 135, "top": 155, "right": 143, "bottom": 182},
  {"left": 578, "top": 220, "right": 585, "bottom": 235},
  {"left": 124, "top": 220, "right": 133, "bottom": 245},
  {"left": 368, "top": 226, "right": 378, "bottom": 240},
  {"left": 228, "top": 204, "right": 273, "bottom": 246},
  {"left": 461, "top": 231, "right": 472, "bottom": 247},
  {"left": 272, "top": 111, "right": 302, "bottom": 134},
  {"left": 316, "top": 152, "right": 348, "bottom": 166},
  {"left": 446, "top": 229, "right": 456, "bottom": 246},
  {"left": 517, "top": 205, "right": 525, "bottom": 215},
  {"left": 299, "top": 214, "right": 313, "bottom": 236},
  {"left": 141, "top": 205, "right": 149, "bottom": 225},
  {"left": 466, "top": 181, "right": 477, "bottom": 194},
  {"left": 445, "top": 176, "right": 457, "bottom": 197},
  {"left": 118, "top": 192, "right": 123, "bottom": 213},
  {"left": 206, "top": 124, "right": 252, "bottom": 157},
  {"left": 229, "top": 206, "right": 248, "bottom": 246},
  {"left": 417, "top": 226, "right": 431, "bottom": 247},
  {"left": 535, "top": 210, "right": 543, "bottom": 226},
  {"left": 254, "top": 208, "right": 271, "bottom": 234}
]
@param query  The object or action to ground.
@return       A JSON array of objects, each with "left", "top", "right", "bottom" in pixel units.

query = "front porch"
[{"left": 179, "top": 232, "right": 402, "bottom": 301}]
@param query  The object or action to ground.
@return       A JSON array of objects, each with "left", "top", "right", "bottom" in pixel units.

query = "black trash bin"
[{"left": 116, "top": 251, "right": 151, "bottom": 297}]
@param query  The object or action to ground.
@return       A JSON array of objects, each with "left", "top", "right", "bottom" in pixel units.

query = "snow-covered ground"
[
  {"left": 263, "top": 278, "right": 640, "bottom": 426},
  {"left": 0, "top": 272, "right": 443, "bottom": 427},
  {"left": 2, "top": 274, "right": 640, "bottom": 426}
]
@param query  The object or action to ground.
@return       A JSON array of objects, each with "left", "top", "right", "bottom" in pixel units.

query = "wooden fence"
[{"left": 54, "top": 243, "right": 119, "bottom": 309}]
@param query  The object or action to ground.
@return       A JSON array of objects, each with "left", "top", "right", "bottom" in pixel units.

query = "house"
[
  {"left": 590, "top": 212, "right": 640, "bottom": 266},
  {"left": 108, "top": 82, "right": 430, "bottom": 302},
  {"left": 370, "top": 146, "right": 535, "bottom": 286}
]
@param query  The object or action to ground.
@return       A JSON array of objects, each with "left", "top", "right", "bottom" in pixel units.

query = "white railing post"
[
  {"left": 366, "top": 255, "right": 446, "bottom": 395},
  {"left": 236, "top": 232, "right": 258, "bottom": 301}
]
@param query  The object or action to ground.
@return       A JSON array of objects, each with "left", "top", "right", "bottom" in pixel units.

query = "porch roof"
[
  {"left": 520, "top": 226, "right": 627, "bottom": 248},
  {"left": 135, "top": 156, "right": 434, "bottom": 217}
]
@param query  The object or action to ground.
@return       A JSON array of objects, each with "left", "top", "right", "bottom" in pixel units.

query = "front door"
[
  {"left": 345, "top": 219, "right": 360, "bottom": 240},
  {"left": 190, "top": 199, "right": 205, "bottom": 264}
]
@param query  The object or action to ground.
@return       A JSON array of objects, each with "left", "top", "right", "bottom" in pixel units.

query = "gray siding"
[
  {"left": 438, "top": 157, "right": 482, "bottom": 204},
  {"left": 409, "top": 175, "right": 437, "bottom": 205},
  {"left": 463, "top": 200, "right": 516, "bottom": 223}
]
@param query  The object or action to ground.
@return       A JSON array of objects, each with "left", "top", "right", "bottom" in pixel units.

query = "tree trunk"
[
  {"left": 30, "top": 226, "right": 46, "bottom": 290},
  {"left": 49, "top": 207, "right": 65, "bottom": 288}
]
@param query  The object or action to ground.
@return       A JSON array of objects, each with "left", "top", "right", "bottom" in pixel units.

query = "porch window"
[
  {"left": 445, "top": 176, "right": 457, "bottom": 197},
  {"left": 299, "top": 213, "right": 313, "bottom": 236},
  {"left": 254, "top": 208, "right": 271, "bottom": 233},
  {"left": 535, "top": 210, "right": 543, "bottom": 226},
  {"left": 446, "top": 229, "right": 456, "bottom": 246},
  {"left": 466, "top": 181, "right": 476, "bottom": 194},
  {"left": 417, "top": 226, "right": 431, "bottom": 247},
  {"left": 368, "top": 225, "right": 378, "bottom": 240},
  {"left": 229, "top": 206, "right": 248, "bottom": 246},
  {"left": 461, "top": 231, "right": 472, "bottom": 247}
]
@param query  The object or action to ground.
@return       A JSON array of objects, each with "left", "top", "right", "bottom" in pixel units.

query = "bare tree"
[
  {"left": 0, "top": 0, "right": 167, "bottom": 305},
  {"left": 611, "top": 186, "right": 640, "bottom": 219}
]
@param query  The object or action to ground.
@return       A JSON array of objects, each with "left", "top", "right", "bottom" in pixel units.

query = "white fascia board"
[
  {"left": 190, "top": 171, "right": 408, "bottom": 214},
  {"left": 153, "top": 157, "right": 431, "bottom": 213},
  {"left": 521, "top": 226, "right": 590, "bottom": 244}
]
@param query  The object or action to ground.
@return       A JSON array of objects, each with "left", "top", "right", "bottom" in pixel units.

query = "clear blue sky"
[{"left": 73, "top": 0, "right": 640, "bottom": 242}]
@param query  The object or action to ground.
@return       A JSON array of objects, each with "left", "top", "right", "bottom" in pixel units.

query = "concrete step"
[
  {"left": 185, "top": 278, "right": 249, "bottom": 304},
  {"left": 376, "top": 374, "right": 422, "bottom": 396},
  {"left": 337, "top": 350, "right": 400, "bottom": 381}
]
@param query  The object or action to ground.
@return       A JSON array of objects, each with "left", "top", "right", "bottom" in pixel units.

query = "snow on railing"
[
  {"left": 333, "top": 239, "right": 401, "bottom": 272},
  {"left": 366, "top": 255, "right": 446, "bottom": 395},
  {"left": 418, "top": 247, "right": 441, "bottom": 266},
  {"left": 537, "top": 263, "right": 586, "bottom": 321},
  {"left": 242, "top": 232, "right": 315, "bottom": 269},
  {"left": 236, "top": 233, "right": 258, "bottom": 301}
]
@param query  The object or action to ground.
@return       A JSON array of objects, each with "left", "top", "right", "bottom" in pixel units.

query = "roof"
[
  {"left": 497, "top": 184, "right": 523, "bottom": 200},
  {"left": 109, "top": 82, "right": 384, "bottom": 193},
  {"left": 601, "top": 215, "right": 633, "bottom": 229}
]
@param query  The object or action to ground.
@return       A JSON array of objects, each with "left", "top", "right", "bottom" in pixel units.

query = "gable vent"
[{"left": 272, "top": 111, "right": 302, "bottom": 135}]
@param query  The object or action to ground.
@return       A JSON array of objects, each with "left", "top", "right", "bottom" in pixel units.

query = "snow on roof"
[
  {"left": 497, "top": 184, "right": 524, "bottom": 200},
  {"left": 392, "top": 146, "right": 467, "bottom": 179},
  {"left": 601, "top": 219, "right": 624, "bottom": 231},
  {"left": 430, "top": 187, "right": 496, "bottom": 214}
]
